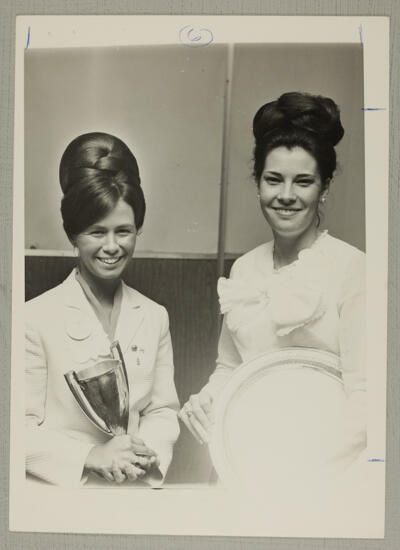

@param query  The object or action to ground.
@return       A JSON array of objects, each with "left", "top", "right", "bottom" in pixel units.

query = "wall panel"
[{"left": 25, "top": 45, "right": 226, "bottom": 254}]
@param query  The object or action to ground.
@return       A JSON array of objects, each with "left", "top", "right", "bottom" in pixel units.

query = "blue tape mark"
[
  {"left": 25, "top": 26, "right": 31, "bottom": 49},
  {"left": 359, "top": 24, "right": 363, "bottom": 44},
  {"left": 362, "top": 108, "right": 386, "bottom": 111},
  {"left": 368, "top": 458, "right": 385, "bottom": 462},
  {"left": 179, "top": 25, "right": 214, "bottom": 48}
]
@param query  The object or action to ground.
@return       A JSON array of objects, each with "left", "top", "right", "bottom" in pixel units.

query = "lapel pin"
[
  {"left": 131, "top": 345, "right": 144, "bottom": 366},
  {"left": 131, "top": 345, "right": 145, "bottom": 353}
]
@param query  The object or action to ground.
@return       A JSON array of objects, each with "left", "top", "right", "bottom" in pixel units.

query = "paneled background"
[{"left": 25, "top": 45, "right": 226, "bottom": 254}]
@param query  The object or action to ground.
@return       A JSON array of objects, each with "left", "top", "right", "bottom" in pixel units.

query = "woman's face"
[
  {"left": 258, "top": 146, "right": 326, "bottom": 239},
  {"left": 74, "top": 198, "right": 137, "bottom": 283}
]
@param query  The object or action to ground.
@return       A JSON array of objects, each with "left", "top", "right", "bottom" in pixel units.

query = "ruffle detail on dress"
[
  {"left": 267, "top": 270, "right": 326, "bottom": 336},
  {"left": 218, "top": 233, "right": 328, "bottom": 337},
  {"left": 218, "top": 277, "right": 269, "bottom": 333}
]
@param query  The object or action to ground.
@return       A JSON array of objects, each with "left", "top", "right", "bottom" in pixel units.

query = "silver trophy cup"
[{"left": 64, "top": 341, "right": 130, "bottom": 436}]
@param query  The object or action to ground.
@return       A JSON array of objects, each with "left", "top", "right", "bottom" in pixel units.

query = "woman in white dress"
[
  {"left": 179, "top": 92, "right": 366, "bottom": 475},
  {"left": 25, "top": 132, "right": 180, "bottom": 487}
]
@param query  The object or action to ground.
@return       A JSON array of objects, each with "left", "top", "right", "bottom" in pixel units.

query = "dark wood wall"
[{"left": 25, "top": 256, "right": 224, "bottom": 484}]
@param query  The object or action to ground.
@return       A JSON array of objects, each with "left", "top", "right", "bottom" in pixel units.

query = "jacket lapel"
[
  {"left": 60, "top": 270, "right": 144, "bottom": 359},
  {"left": 113, "top": 281, "right": 144, "bottom": 355},
  {"left": 58, "top": 270, "right": 110, "bottom": 365},
  {"left": 61, "top": 269, "right": 101, "bottom": 327}
]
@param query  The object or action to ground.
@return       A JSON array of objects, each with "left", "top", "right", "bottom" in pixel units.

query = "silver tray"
[{"left": 209, "top": 347, "right": 346, "bottom": 490}]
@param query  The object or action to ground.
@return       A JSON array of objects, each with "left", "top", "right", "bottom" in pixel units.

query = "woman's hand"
[
  {"left": 130, "top": 434, "right": 161, "bottom": 471},
  {"left": 84, "top": 434, "right": 158, "bottom": 483},
  {"left": 179, "top": 390, "right": 214, "bottom": 444}
]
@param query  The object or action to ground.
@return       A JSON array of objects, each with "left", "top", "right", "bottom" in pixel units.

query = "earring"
[
  {"left": 320, "top": 196, "right": 327, "bottom": 204},
  {"left": 73, "top": 246, "right": 79, "bottom": 257}
]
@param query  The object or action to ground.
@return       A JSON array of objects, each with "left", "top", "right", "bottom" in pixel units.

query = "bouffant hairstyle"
[
  {"left": 252, "top": 92, "right": 344, "bottom": 188},
  {"left": 59, "top": 132, "right": 145, "bottom": 240}
]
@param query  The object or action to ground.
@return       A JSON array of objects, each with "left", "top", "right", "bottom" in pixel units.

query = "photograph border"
[{"left": 0, "top": 4, "right": 398, "bottom": 548}]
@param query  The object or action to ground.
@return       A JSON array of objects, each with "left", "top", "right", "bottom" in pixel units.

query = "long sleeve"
[
  {"left": 338, "top": 253, "right": 366, "bottom": 394},
  {"left": 333, "top": 252, "right": 367, "bottom": 468},
  {"left": 202, "top": 258, "right": 243, "bottom": 400},
  {"left": 137, "top": 308, "right": 180, "bottom": 484},
  {"left": 203, "top": 317, "right": 242, "bottom": 401},
  {"left": 25, "top": 318, "right": 95, "bottom": 486}
]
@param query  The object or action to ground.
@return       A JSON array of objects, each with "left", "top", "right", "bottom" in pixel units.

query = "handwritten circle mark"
[{"left": 179, "top": 25, "right": 213, "bottom": 48}]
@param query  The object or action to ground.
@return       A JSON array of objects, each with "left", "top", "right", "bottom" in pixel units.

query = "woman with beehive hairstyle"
[{"left": 25, "top": 132, "right": 180, "bottom": 487}]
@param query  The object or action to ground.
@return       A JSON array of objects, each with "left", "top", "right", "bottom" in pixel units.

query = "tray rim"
[{"left": 209, "top": 347, "right": 343, "bottom": 487}]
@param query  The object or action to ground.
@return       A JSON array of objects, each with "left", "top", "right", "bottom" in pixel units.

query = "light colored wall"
[
  {"left": 25, "top": 44, "right": 364, "bottom": 255},
  {"left": 25, "top": 45, "right": 226, "bottom": 254},
  {"left": 225, "top": 44, "right": 365, "bottom": 253}
]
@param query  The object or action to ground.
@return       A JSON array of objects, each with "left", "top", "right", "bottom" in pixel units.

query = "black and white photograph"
[{"left": 10, "top": 15, "right": 389, "bottom": 538}]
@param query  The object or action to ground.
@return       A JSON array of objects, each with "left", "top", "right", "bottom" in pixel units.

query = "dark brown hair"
[
  {"left": 59, "top": 132, "right": 145, "bottom": 240},
  {"left": 253, "top": 92, "right": 344, "bottom": 188}
]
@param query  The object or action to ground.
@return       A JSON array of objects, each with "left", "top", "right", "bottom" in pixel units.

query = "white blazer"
[{"left": 25, "top": 269, "right": 180, "bottom": 487}]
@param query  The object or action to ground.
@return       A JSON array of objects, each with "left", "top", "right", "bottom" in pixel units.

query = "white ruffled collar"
[
  {"left": 218, "top": 231, "right": 330, "bottom": 337},
  {"left": 271, "top": 230, "right": 329, "bottom": 273}
]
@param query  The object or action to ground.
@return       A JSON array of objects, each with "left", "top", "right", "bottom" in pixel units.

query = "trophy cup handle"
[
  {"left": 64, "top": 370, "right": 112, "bottom": 435},
  {"left": 111, "top": 340, "right": 129, "bottom": 392}
]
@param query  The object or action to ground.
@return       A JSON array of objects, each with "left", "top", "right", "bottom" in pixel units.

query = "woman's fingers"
[
  {"left": 179, "top": 401, "right": 210, "bottom": 444},
  {"left": 132, "top": 445, "right": 154, "bottom": 457},
  {"left": 112, "top": 460, "right": 126, "bottom": 484},
  {"left": 96, "top": 468, "right": 114, "bottom": 483},
  {"left": 130, "top": 434, "right": 145, "bottom": 446},
  {"left": 188, "top": 413, "right": 210, "bottom": 444},
  {"left": 190, "top": 393, "right": 212, "bottom": 429},
  {"left": 131, "top": 453, "right": 153, "bottom": 469},
  {"left": 150, "top": 454, "right": 160, "bottom": 468},
  {"left": 125, "top": 450, "right": 159, "bottom": 471},
  {"left": 178, "top": 391, "right": 214, "bottom": 444},
  {"left": 109, "top": 453, "right": 147, "bottom": 483},
  {"left": 123, "top": 462, "right": 146, "bottom": 482},
  {"left": 199, "top": 391, "right": 214, "bottom": 424},
  {"left": 179, "top": 409, "right": 205, "bottom": 444},
  {"left": 84, "top": 438, "right": 157, "bottom": 483},
  {"left": 129, "top": 434, "right": 156, "bottom": 456}
]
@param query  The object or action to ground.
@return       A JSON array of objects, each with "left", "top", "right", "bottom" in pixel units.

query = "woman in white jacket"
[{"left": 25, "top": 132, "right": 180, "bottom": 487}]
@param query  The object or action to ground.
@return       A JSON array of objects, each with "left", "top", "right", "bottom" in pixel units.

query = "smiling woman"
[
  {"left": 179, "top": 92, "right": 367, "bottom": 489},
  {"left": 259, "top": 146, "right": 326, "bottom": 260},
  {"left": 25, "top": 132, "right": 180, "bottom": 487},
  {"left": 75, "top": 200, "right": 137, "bottom": 286}
]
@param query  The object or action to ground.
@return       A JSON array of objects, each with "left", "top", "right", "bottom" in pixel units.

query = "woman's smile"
[
  {"left": 74, "top": 199, "right": 137, "bottom": 284},
  {"left": 96, "top": 255, "right": 126, "bottom": 266},
  {"left": 259, "top": 146, "right": 326, "bottom": 239},
  {"left": 269, "top": 206, "right": 303, "bottom": 218}
]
